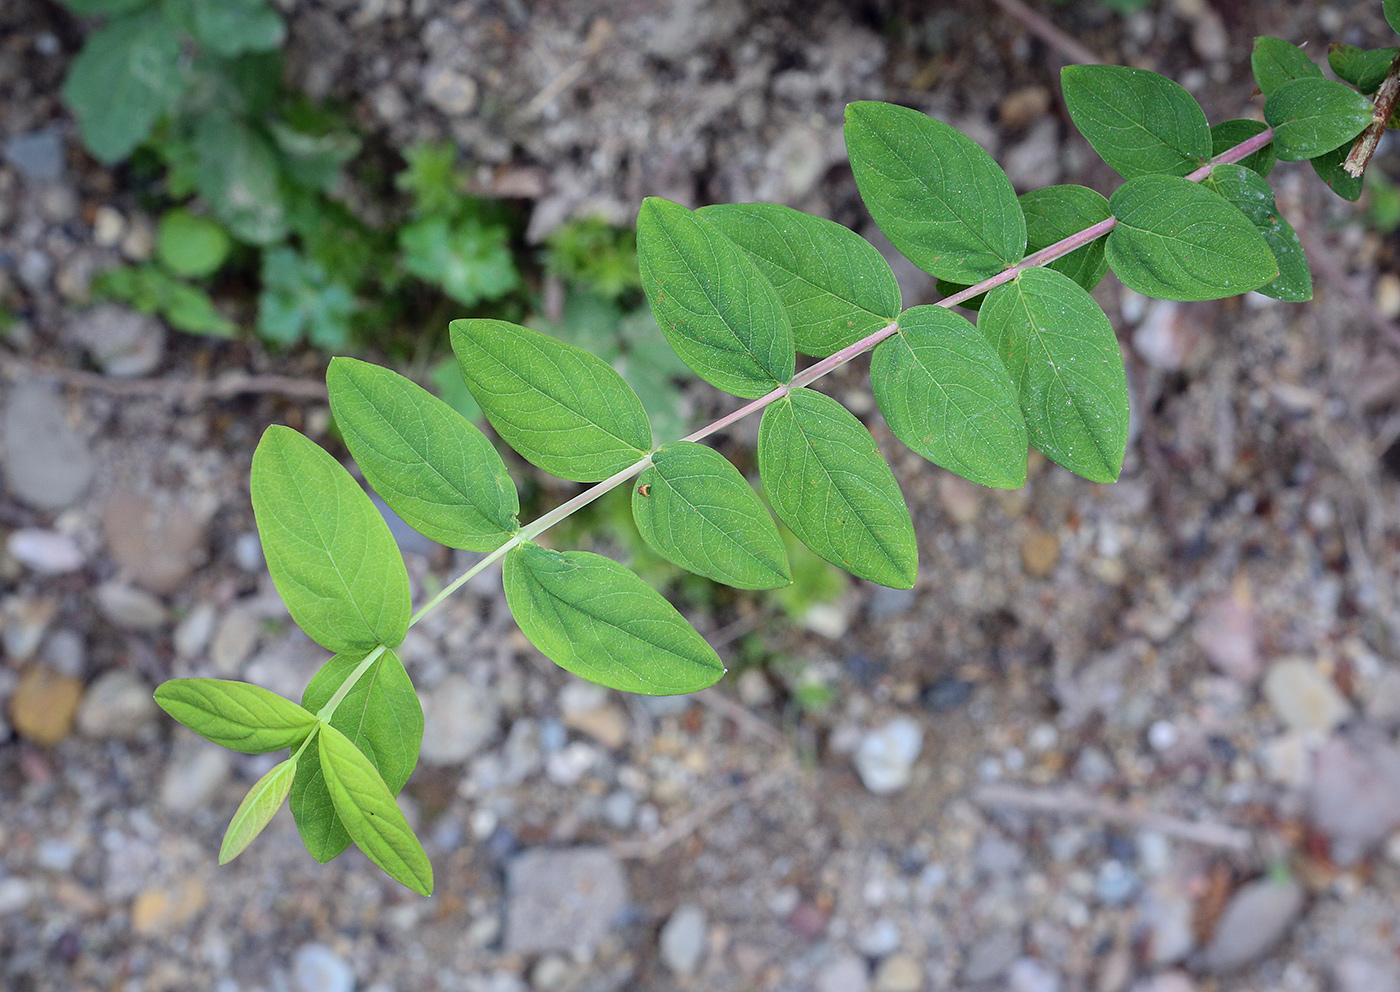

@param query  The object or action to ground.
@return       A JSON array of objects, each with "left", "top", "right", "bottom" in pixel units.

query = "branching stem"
[{"left": 1343, "top": 48, "right": 1400, "bottom": 178}]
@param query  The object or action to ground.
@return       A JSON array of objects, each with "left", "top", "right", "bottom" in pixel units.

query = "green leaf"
[
  {"left": 1251, "top": 36, "right": 1322, "bottom": 97},
  {"left": 250, "top": 425, "right": 411, "bottom": 652},
  {"left": 257, "top": 248, "right": 355, "bottom": 349},
  {"left": 1060, "top": 65, "right": 1211, "bottom": 179},
  {"left": 318, "top": 722, "right": 433, "bottom": 895},
  {"left": 268, "top": 119, "right": 361, "bottom": 193},
  {"left": 632, "top": 441, "right": 791, "bottom": 590},
  {"left": 844, "top": 101, "right": 1026, "bottom": 283},
  {"left": 291, "top": 648, "right": 423, "bottom": 863},
  {"left": 399, "top": 216, "right": 519, "bottom": 307},
  {"left": 977, "top": 268, "right": 1129, "bottom": 484},
  {"left": 327, "top": 358, "right": 519, "bottom": 551},
  {"left": 1202, "top": 164, "right": 1311, "bottom": 302},
  {"left": 871, "top": 305, "right": 1027, "bottom": 489},
  {"left": 190, "top": 0, "right": 285, "bottom": 57},
  {"left": 758, "top": 388, "right": 917, "bottom": 589},
  {"left": 61, "top": 11, "right": 185, "bottom": 163},
  {"left": 1018, "top": 185, "right": 1112, "bottom": 292},
  {"left": 450, "top": 318, "right": 652, "bottom": 482},
  {"left": 503, "top": 542, "right": 726, "bottom": 694},
  {"left": 1210, "top": 119, "right": 1277, "bottom": 178},
  {"left": 162, "top": 279, "right": 238, "bottom": 337},
  {"left": 617, "top": 308, "right": 693, "bottom": 441},
  {"left": 1328, "top": 44, "right": 1398, "bottom": 94},
  {"left": 153, "top": 678, "right": 318, "bottom": 753},
  {"left": 1310, "top": 143, "right": 1365, "bottom": 201},
  {"left": 698, "top": 203, "right": 901, "bottom": 357},
  {"left": 636, "top": 198, "right": 795, "bottom": 398},
  {"left": 63, "top": 0, "right": 150, "bottom": 13},
  {"left": 1105, "top": 174, "right": 1278, "bottom": 301},
  {"left": 1264, "top": 77, "right": 1373, "bottom": 161},
  {"left": 1386, "top": 0, "right": 1400, "bottom": 37},
  {"left": 194, "top": 114, "right": 287, "bottom": 244},
  {"left": 430, "top": 356, "right": 482, "bottom": 422},
  {"left": 220, "top": 757, "right": 296, "bottom": 864},
  {"left": 156, "top": 209, "right": 231, "bottom": 278}
]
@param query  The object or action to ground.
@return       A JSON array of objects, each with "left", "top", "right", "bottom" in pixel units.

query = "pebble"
[
  {"left": 1094, "top": 860, "right": 1139, "bottom": 906},
  {"left": 76, "top": 670, "right": 156, "bottom": 739},
  {"left": 873, "top": 953, "right": 922, "bottom": 992},
  {"left": 817, "top": 954, "right": 870, "bottom": 992},
  {"left": 1131, "top": 974, "right": 1196, "bottom": 992},
  {"left": 174, "top": 602, "right": 218, "bottom": 659},
  {"left": 10, "top": 666, "right": 83, "bottom": 745},
  {"left": 36, "top": 838, "right": 78, "bottom": 872},
  {"left": 1263, "top": 658, "right": 1352, "bottom": 736},
  {"left": 130, "top": 879, "right": 208, "bottom": 935},
  {"left": 41, "top": 628, "right": 85, "bottom": 676},
  {"left": 3, "top": 596, "right": 58, "bottom": 661},
  {"left": 95, "top": 582, "right": 169, "bottom": 631},
  {"left": 419, "top": 675, "right": 499, "bottom": 764},
  {"left": 856, "top": 918, "right": 901, "bottom": 958},
  {"left": 0, "top": 878, "right": 35, "bottom": 914},
  {"left": 1020, "top": 528, "right": 1060, "bottom": 578},
  {"left": 922, "top": 674, "right": 973, "bottom": 713},
  {"left": 1008, "top": 959, "right": 1062, "bottom": 992},
  {"left": 601, "top": 790, "right": 636, "bottom": 829},
  {"left": 293, "top": 942, "right": 356, "bottom": 992},
  {"left": 1377, "top": 273, "right": 1400, "bottom": 320},
  {"left": 233, "top": 531, "right": 264, "bottom": 573},
  {"left": 2, "top": 382, "right": 95, "bottom": 511},
  {"left": 210, "top": 608, "right": 261, "bottom": 675},
  {"left": 1202, "top": 877, "right": 1304, "bottom": 973},
  {"left": 3, "top": 127, "right": 65, "bottom": 181},
  {"left": 999, "top": 86, "right": 1052, "bottom": 129},
  {"left": 937, "top": 473, "right": 984, "bottom": 524},
  {"left": 504, "top": 847, "right": 628, "bottom": 954},
  {"left": 17, "top": 249, "right": 52, "bottom": 291},
  {"left": 560, "top": 682, "right": 629, "bottom": 750},
  {"left": 92, "top": 205, "right": 126, "bottom": 247},
  {"left": 160, "top": 745, "right": 232, "bottom": 813},
  {"left": 545, "top": 741, "right": 599, "bottom": 786},
  {"left": 423, "top": 65, "right": 478, "bottom": 115},
  {"left": 736, "top": 667, "right": 774, "bottom": 707},
  {"left": 659, "top": 903, "right": 708, "bottom": 976},
  {"left": 102, "top": 487, "right": 211, "bottom": 595},
  {"left": 6, "top": 528, "right": 85, "bottom": 575},
  {"left": 1003, "top": 118, "right": 1061, "bottom": 191},
  {"left": 854, "top": 716, "right": 923, "bottom": 794},
  {"left": 65, "top": 304, "right": 166, "bottom": 378},
  {"left": 1192, "top": 581, "right": 1258, "bottom": 682},
  {"left": 962, "top": 929, "right": 1020, "bottom": 984},
  {"left": 529, "top": 955, "right": 571, "bottom": 991},
  {"left": 1333, "top": 953, "right": 1400, "bottom": 992},
  {"left": 1309, "top": 736, "right": 1400, "bottom": 864}
]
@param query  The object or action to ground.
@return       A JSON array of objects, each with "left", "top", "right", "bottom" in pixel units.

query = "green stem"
[
  {"left": 317, "top": 643, "right": 387, "bottom": 721},
  {"left": 291, "top": 720, "right": 322, "bottom": 761}
]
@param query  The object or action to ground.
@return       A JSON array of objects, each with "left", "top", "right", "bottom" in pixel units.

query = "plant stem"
[
  {"left": 1343, "top": 49, "right": 1400, "bottom": 178},
  {"left": 332, "top": 126, "right": 1281, "bottom": 705}
]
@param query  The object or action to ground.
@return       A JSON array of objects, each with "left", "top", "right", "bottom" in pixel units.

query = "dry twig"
[
  {"left": 992, "top": 0, "right": 1103, "bottom": 66},
  {"left": 1, "top": 357, "right": 328, "bottom": 402}
]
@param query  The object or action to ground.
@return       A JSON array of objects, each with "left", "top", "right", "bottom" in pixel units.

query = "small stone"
[
  {"left": 77, "top": 670, "right": 156, "bottom": 739},
  {"left": 6, "top": 528, "right": 84, "bottom": 574},
  {"left": 530, "top": 955, "right": 571, "bottom": 991},
  {"left": 1131, "top": 301, "right": 1194, "bottom": 370},
  {"left": 1259, "top": 733, "right": 1310, "bottom": 788},
  {"left": 856, "top": 918, "right": 902, "bottom": 958},
  {"left": 962, "top": 929, "right": 1021, "bottom": 984},
  {"left": 999, "top": 86, "right": 1052, "bottom": 129},
  {"left": 66, "top": 304, "right": 165, "bottom": 378},
  {"left": 3, "top": 596, "right": 58, "bottom": 660},
  {"left": 1377, "top": 273, "right": 1400, "bottom": 320},
  {"left": 854, "top": 716, "right": 923, "bottom": 794},
  {"left": 736, "top": 667, "right": 774, "bottom": 707},
  {"left": 1094, "top": 860, "right": 1138, "bottom": 906},
  {"left": 210, "top": 608, "right": 261, "bottom": 675},
  {"left": 2, "top": 382, "right": 94, "bottom": 511},
  {"left": 3, "top": 127, "right": 65, "bottom": 182},
  {"left": 102, "top": 487, "right": 211, "bottom": 595},
  {"left": 92, "top": 206, "right": 126, "bottom": 247},
  {"left": 10, "top": 666, "right": 83, "bottom": 745},
  {"left": 41, "top": 628, "right": 85, "bottom": 676},
  {"left": 659, "top": 903, "right": 708, "bottom": 976},
  {"left": 563, "top": 701, "right": 629, "bottom": 750},
  {"left": 233, "top": 532, "right": 264, "bottom": 573},
  {"left": 174, "top": 603, "right": 217, "bottom": 659},
  {"left": 1202, "top": 877, "right": 1304, "bottom": 973},
  {"left": 1333, "top": 954, "right": 1400, "bottom": 992},
  {"left": 818, "top": 955, "right": 870, "bottom": 992},
  {"left": 121, "top": 218, "right": 154, "bottom": 262},
  {"left": 546, "top": 741, "right": 599, "bottom": 785},
  {"left": 1263, "top": 658, "right": 1351, "bottom": 736},
  {"left": 293, "top": 942, "right": 356, "bottom": 992},
  {"left": 937, "top": 473, "right": 984, "bottom": 525},
  {"left": 418, "top": 675, "right": 499, "bottom": 764},
  {"left": 1192, "top": 579, "right": 1258, "bottom": 682},
  {"left": 874, "top": 953, "right": 922, "bottom": 992},
  {"left": 1131, "top": 974, "right": 1196, "bottom": 992},
  {"left": 1140, "top": 883, "right": 1195, "bottom": 964},
  {"left": 160, "top": 744, "right": 231, "bottom": 813},
  {"left": 922, "top": 674, "right": 973, "bottom": 713},
  {"left": 1003, "top": 118, "right": 1061, "bottom": 191},
  {"left": 601, "top": 790, "right": 636, "bottom": 829},
  {"left": 1309, "top": 736, "right": 1400, "bottom": 864},
  {"left": 1190, "top": 8, "right": 1229, "bottom": 61},
  {"left": 423, "top": 65, "right": 479, "bottom": 115},
  {"left": 803, "top": 601, "right": 852, "bottom": 639},
  {"left": 1008, "top": 959, "right": 1062, "bottom": 992},
  {"left": 95, "top": 582, "right": 168, "bottom": 631},
  {"left": 504, "top": 847, "right": 628, "bottom": 954},
  {"left": 0, "top": 878, "right": 34, "bottom": 914},
  {"left": 36, "top": 838, "right": 78, "bottom": 872},
  {"left": 1364, "top": 666, "right": 1400, "bottom": 727},
  {"left": 1020, "top": 528, "right": 1060, "bottom": 578},
  {"left": 131, "top": 879, "right": 207, "bottom": 935}
]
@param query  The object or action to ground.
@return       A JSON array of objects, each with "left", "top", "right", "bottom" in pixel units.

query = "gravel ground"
[{"left": 4, "top": 1, "right": 1400, "bottom": 990}]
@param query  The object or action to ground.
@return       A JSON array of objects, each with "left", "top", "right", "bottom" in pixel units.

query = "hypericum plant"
[{"left": 154, "top": 11, "right": 1400, "bottom": 894}]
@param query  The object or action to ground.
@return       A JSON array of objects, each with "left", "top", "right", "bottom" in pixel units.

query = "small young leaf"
[
  {"left": 844, "top": 101, "right": 1026, "bottom": 283},
  {"left": 257, "top": 248, "right": 355, "bottom": 349},
  {"left": 1060, "top": 65, "right": 1211, "bottom": 179},
  {"left": 1210, "top": 120, "right": 1277, "bottom": 178},
  {"left": 636, "top": 198, "right": 796, "bottom": 398},
  {"left": 978, "top": 268, "right": 1129, "bottom": 484},
  {"left": 451, "top": 319, "right": 652, "bottom": 482},
  {"left": 194, "top": 114, "right": 287, "bottom": 245},
  {"left": 871, "top": 306, "right": 1027, "bottom": 490},
  {"left": 504, "top": 543, "right": 726, "bottom": 695},
  {"left": 219, "top": 757, "right": 296, "bottom": 865},
  {"left": 1106, "top": 175, "right": 1279, "bottom": 301},
  {"left": 399, "top": 216, "right": 519, "bottom": 307},
  {"left": 1202, "top": 164, "right": 1311, "bottom": 302},
  {"left": 154, "top": 679, "right": 318, "bottom": 753},
  {"left": 190, "top": 0, "right": 286, "bottom": 57},
  {"left": 156, "top": 209, "right": 231, "bottom": 279},
  {"left": 697, "top": 203, "right": 901, "bottom": 357},
  {"left": 1019, "top": 185, "right": 1112, "bottom": 292},
  {"left": 1328, "top": 44, "right": 1399, "bottom": 94},
  {"left": 758, "top": 388, "right": 918, "bottom": 589},
  {"left": 632, "top": 441, "right": 791, "bottom": 590},
  {"left": 328, "top": 358, "right": 519, "bottom": 551},
  {"left": 1251, "top": 36, "right": 1322, "bottom": 97},
  {"left": 61, "top": 12, "right": 185, "bottom": 163},
  {"left": 1264, "top": 77, "right": 1373, "bottom": 161},
  {"left": 318, "top": 722, "right": 434, "bottom": 895},
  {"left": 291, "top": 648, "right": 423, "bottom": 863},
  {"left": 1310, "top": 143, "right": 1365, "bottom": 201},
  {"left": 250, "top": 425, "right": 411, "bottom": 652}
]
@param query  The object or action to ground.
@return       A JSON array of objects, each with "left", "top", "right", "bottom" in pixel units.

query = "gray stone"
[
  {"left": 601, "top": 790, "right": 636, "bottom": 830},
  {"left": 2, "top": 382, "right": 95, "bottom": 511},
  {"left": 418, "top": 675, "right": 499, "bottom": 765},
  {"left": 3, "top": 127, "right": 65, "bottom": 182},
  {"left": 160, "top": 744, "right": 231, "bottom": 813},
  {"left": 17, "top": 249, "right": 52, "bottom": 292},
  {"left": 854, "top": 716, "right": 923, "bottom": 794},
  {"left": 659, "top": 903, "right": 707, "bottom": 976},
  {"left": 77, "top": 670, "right": 157, "bottom": 739},
  {"left": 174, "top": 602, "right": 218, "bottom": 659},
  {"left": 1332, "top": 954, "right": 1400, "bottom": 992},
  {"left": 102, "top": 487, "right": 211, "bottom": 595},
  {"left": 1309, "top": 735, "right": 1400, "bottom": 864},
  {"left": 41, "top": 629, "right": 86, "bottom": 677},
  {"left": 423, "top": 65, "right": 478, "bottom": 115},
  {"left": 856, "top": 918, "right": 902, "bottom": 958},
  {"left": 6, "top": 528, "right": 84, "bottom": 574},
  {"left": 95, "top": 582, "right": 169, "bottom": 631},
  {"left": 1003, "top": 118, "right": 1061, "bottom": 191},
  {"left": 210, "top": 607, "right": 261, "bottom": 675},
  {"left": 292, "top": 943, "right": 356, "bottom": 992},
  {"left": 817, "top": 955, "right": 870, "bottom": 992},
  {"left": 504, "top": 847, "right": 628, "bottom": 954},
  {"left": 233, "top": 531, "right": 264, "bottom": 573},
  {"left": 873, "top": 954, "right": 922, "bottom": 992},
  {"left": 65, "top": 304, "right": 165, "bottom": 378},
  {"left": 1202, "top": 878, "right": 1304, "bottom": 973},
  {"left": 1007, "top": 959, "right": 1061, "bottom": 992},
  {"left": 962, "top": 929, "right": 1020, "bottom": 984},
  {"left": 1263, "top": 658, "right": 1351, "bottom": 735}
]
